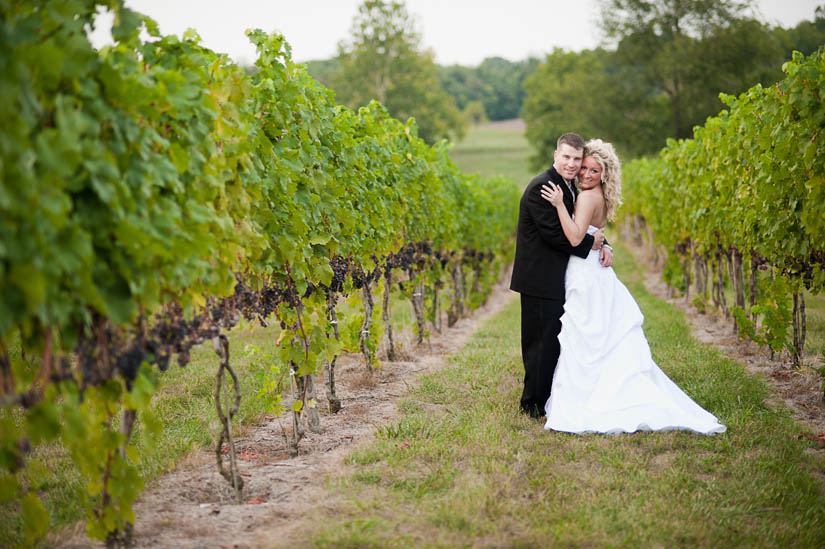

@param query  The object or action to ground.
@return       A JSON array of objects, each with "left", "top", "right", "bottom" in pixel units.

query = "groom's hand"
[
  {"left": 600, "top": 246, "right": 614, "bottom": 267},
  {"left": 591, "top": 229, "right": 604, "bottom": 249}
]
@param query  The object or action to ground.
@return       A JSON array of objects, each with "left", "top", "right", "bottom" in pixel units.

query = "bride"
[{"left": 540, "top": 139, "right": 726, "bottom": 435}]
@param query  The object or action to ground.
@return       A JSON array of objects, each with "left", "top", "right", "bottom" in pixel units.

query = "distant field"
[{"left": 449, "top": 119, "right": 536, "bottom": 187}]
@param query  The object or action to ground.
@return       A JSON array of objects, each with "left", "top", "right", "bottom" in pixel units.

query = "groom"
[{"left": 510, "top": 132, "right": 613, "bottom": 418}]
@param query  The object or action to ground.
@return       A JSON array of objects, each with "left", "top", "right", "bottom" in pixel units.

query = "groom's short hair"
[{"left": 557, "top": 133, "right": 585, "bottom": 151}]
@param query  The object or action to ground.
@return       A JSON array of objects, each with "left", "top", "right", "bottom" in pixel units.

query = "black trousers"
[{"left": 520, "top": 294, "right": 565, "bottom": 418}]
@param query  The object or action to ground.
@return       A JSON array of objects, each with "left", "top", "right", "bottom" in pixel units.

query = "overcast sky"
[{"left": 88, "top": 0, "right": 823, "bottom": 66}]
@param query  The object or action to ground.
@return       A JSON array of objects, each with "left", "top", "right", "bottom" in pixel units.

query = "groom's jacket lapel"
[
  {"left": 547, "top": 166, "right": 575, "bottom": 215},
  {"left": 509, "top": 165, "right": 595, "bottom": 300}
]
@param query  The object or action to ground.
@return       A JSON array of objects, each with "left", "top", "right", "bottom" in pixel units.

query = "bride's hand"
[
  {"left": 600, "top": 245, "right": 614, "bottom": 267},
  {"left": 540, "top": 183, "right": 563, "bottom": 207}
]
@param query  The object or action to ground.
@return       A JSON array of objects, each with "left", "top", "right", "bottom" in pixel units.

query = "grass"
[
  {"left": 806, "top": 292, "right": 825, "bottom": 359},
  {"left": 1, "top": 288, "right": 422, "bottom": 547},
  {"left": 309, "top": 242, "right": 825, "bottom": 547},
  {"left": 450, "top": 121, "right": 535, "bottom": 187},
  {"left": 0, "top": 318, "right": 277, "bottom": 546}
]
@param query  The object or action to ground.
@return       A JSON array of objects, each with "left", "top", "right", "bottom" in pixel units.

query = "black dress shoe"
[{"left": 520, "top": 405, "right": 544, "bottom": 419}]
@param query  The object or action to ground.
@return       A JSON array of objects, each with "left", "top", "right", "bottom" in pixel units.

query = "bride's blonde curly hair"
[{"left": 580, "top": 139, "right": 622, "bottom": 220}]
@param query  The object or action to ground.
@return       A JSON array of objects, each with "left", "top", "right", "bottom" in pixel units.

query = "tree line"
[
  {"left": 522, "top": 0, "right": 825, "bottom": 165},
  {"left": 301, "top": 0, "right": 824, "bottom": 163},
  {"left": 303, "top": 1, "right": 535, "bottom": 143}
]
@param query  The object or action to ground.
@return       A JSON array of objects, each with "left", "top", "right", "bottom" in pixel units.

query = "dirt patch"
[
  {"left": 629, "top": 243, "right": 825, "bottom": 439},
  {"left": 59, "top": 277, "right": 517, "bottom": 549}
]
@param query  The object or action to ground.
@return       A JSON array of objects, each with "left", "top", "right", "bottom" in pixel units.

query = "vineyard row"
[
  {"left": 618, "top": 47, "right": 825, "bottom": 367},
  {"left": 0, "top": 1, "right": 520, "bottom": 545}
]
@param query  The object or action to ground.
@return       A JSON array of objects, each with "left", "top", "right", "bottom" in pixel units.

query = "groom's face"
[{"left": 553, "top": 144, "right": 584, "bottom": 181}]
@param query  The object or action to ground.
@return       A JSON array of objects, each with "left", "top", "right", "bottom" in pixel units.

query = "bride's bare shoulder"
[
  {"left": 578, "top": 190, "right": 606, "bottom": 226},
  {"left": 578, "top": 189, "right": 605, "bottom": 205}
]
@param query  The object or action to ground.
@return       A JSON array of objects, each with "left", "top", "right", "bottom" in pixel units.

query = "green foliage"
[
  {"left": 599, "top": 0, "right": 785, "bottom": 140},
  {"left": 331, "top": 0, "right": 465, "bottom": 144},
  {"left": 524, "top": 1, "right": 822, "bottom": 162},
  {"left": 440, "top": 57, "right": 539, "bottom": 122},
  {"left": 303, "top": 57, "right": 340, "bottom": 87},
  {"left": 617, "top": 47, "right": 825, "bottom": 359},
  {"left": 522, "top": 46, "right": 673, "bottom": 162},
  {"left": 768, "top": 5, "right": 825, "bottom": 60},
  {"left": 248, "top": 342, "right": 288, "bottom": 416},
  {"left": 0, "top": 0, "right": 519, "bottom": 544},
  {"left": 462, "top": 100, "right": 488, "bottom": 126}
]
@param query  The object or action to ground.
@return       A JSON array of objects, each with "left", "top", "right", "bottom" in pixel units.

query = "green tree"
[
  {"left": 599, "top": 0, "right": 783, "bottom": 139},
  {"left": 522, "top": 48, "right": 669, "bottom": 168},
  {"left": 439, "top": 57, "right": 539, "bottom": 121},
  {"left": 463, "top": 100, "right": 488, "bottom": 125},
  {"left": 439, "top": 64, "right": 490, "bottom": 112},
  {"left": 304, "top": 58, "right": 340, "bottom": 86},
  {"left": 332, "top": 0, "right": 464, "bottom": 143},
  {"left": 478, "top": 56, "right": 538, "bottom": 120},
  {"left": 772, "top": 5, "right": 825, "bottom": 59}
]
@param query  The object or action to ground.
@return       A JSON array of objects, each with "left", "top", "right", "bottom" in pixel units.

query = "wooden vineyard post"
[
  {"left": 299, "top": 373, "right": 321, "bottom": 433},
  {"left": 382, "top": 265, "right": 398, "bottom": 360},
  {"left": 325, "top": 291, "right": 342, "bottom": 412},
  {"left": 431, "top": 280, "right": 443, "bottom": 334},
  {"left": 731, "top": 248, "right": 746, "bottom": 333},
  {"left": 792, "top": 292, "right": 806, "bottom": 368},
  {"left": 410, "top": 276, "right": 426, "bottom": 344},
  {"left": 749, "top": 253, "right": 759, "bottom": 326},
  {"left": 213, "top": 334, "right": 243, "bottom": 503},
  {"left": 289, "top": 364, "right": 304, "bottom": 455},
  {"left": 360, "top": 281, "right": 375, "bottom": 372},
  {"left": 448, "top": 261, "right": 465, "bottom": 327}
]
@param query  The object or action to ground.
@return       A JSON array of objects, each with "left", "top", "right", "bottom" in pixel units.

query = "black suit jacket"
[{"left": 509, "top": 165, "right": 595, "bottom": 300}]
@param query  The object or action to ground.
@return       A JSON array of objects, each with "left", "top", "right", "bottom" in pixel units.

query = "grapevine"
[
  {"left": 0, "top": 0, "right": 520, "bottom": 545},
  {"left": 618, "top": 47, "right": 825, "bottom": 370}
]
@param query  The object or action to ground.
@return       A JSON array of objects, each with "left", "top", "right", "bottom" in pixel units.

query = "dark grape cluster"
[
  {"left": 328, "top": 255, "right": 352, "bottom": 293},
  {"left": 351, "top": 263, "right": 381, "bottom": 290},
  {"left": 433, "top": 250, "right": 450, "bottom": 269},
  {"left": 395, "top": 241, "right": 436, "bottom": 272},
  {"left": 382, "top": 251, "right": 404, "bottom": 276},
  {"left": 233, "top": 278, "right": 286, "bottom": 325},
  {"left": 675, "top": 241, "right": 690, "bottom": 255},
  {"left": 782, "top": 249, "right": 825, "bottom": 290},
  {"left": 461, "top": 247, "right": 494, "bottom": 264},
  {"left": 74, "top": 302, "right": 224, "bottom": 389},
  {"left": 65, "top": 243, "right": 500, "bottom": 392},
  {"left": 749, "top": 250, "right": 769, "bottom": 269}
]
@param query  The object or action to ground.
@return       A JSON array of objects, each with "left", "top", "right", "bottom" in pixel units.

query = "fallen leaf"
[
  {"left": 238, "top": 449, "right": 259, "bottom": 461},
  {"left": 799, "top": 433, "right": 825, "bottom": 448},
  {"left": 246, "top": 497, "right": 268, "bottom": 505}
]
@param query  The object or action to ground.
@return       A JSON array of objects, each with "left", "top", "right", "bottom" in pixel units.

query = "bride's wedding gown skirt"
[{"left": 544, "top": 236, "right": 726, "bottom": 435}]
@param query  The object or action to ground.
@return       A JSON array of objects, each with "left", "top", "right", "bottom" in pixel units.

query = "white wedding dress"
[{"left": 544, "top": 226, "right": 726, "bottom": 435}]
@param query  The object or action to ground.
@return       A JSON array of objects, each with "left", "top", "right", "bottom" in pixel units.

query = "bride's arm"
[{"left": 541, "top": 184, "right": 596, "bottom": 246}]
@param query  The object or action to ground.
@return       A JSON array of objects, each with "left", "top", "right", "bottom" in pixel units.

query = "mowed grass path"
[
  {"left": 450, "top": 120, "right": 535, "bottom": 187},
  {"left": 309, "top": 243, "right": 825, "bottom": 547},
  {"left": 301, "top": 123, "right": 825, "bottom": 546}
]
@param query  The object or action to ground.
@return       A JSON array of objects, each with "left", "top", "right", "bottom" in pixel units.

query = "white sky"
[{"left": 88, "top": 0, "right": 823, "bottom": 66}]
